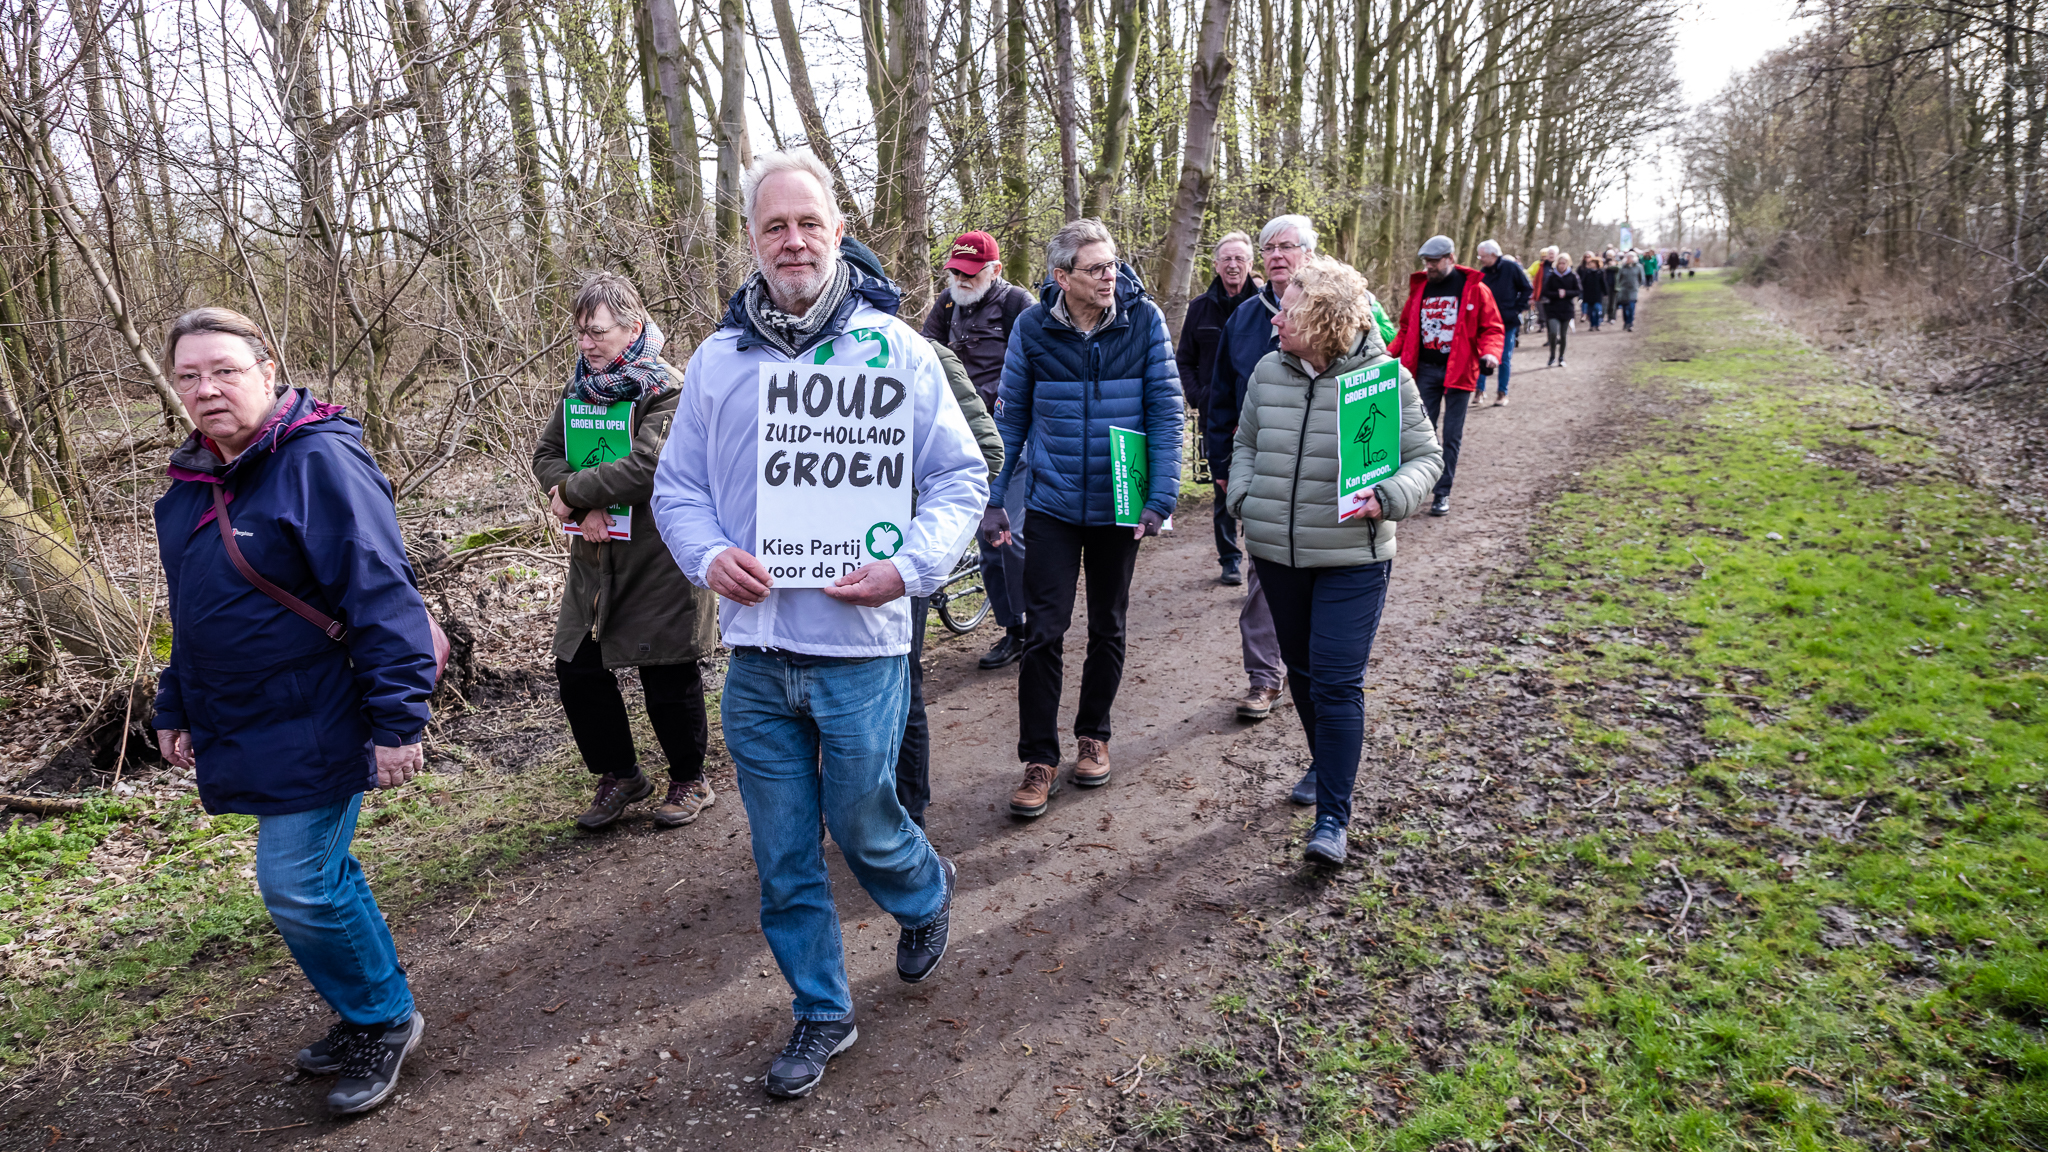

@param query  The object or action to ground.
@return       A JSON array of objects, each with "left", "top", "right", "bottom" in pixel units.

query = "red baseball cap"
[{"left": 945, "top": 231, "right": 1000, "bottom": 274}]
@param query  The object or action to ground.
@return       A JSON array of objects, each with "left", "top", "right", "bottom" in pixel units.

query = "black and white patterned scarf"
[
  {"left": 572, "top": 318, "right": 670, "bottom": 405},
  {"left": 742, "top": 259, "right": 852, "bottom": 358}
]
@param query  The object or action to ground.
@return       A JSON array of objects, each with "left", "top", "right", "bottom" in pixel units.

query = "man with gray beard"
[{"left": 922, "top": 231, "right": 1035, "bottom": 669}]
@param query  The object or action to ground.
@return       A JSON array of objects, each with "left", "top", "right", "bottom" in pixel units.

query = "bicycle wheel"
[{"left": 933, "top": 551, "right": 991, "bottom": 634}]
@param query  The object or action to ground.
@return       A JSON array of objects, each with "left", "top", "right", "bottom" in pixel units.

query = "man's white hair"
[
  {"left": 741, "top": 149, "right": 842, "bottom": 225},
  {"left": 1477, "top": 239, "right": 1503, "bottom": 258},
  {"left": 1258, "top": 214, "right": 1318, "bottom": 253},
  {"left": 1213, "top": 230, "right": 1253, "bottom": 255}
]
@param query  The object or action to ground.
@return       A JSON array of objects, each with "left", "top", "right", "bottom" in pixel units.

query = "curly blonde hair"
[{"left": 1282, "top": 254, "right": 1374, "bottom": 361}]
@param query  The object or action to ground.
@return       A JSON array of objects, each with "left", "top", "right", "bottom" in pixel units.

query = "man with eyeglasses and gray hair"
[
  {"left": 980, "top": 218, "right": 1183, "bottom": 821},
  {"left": 1201, "top": 214, "right": 1312, "bottom": 732}
]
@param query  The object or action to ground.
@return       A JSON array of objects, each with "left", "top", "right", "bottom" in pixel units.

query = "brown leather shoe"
[
  {"left": 1073, "top": 737, "right": 1111, "bottom": 788},
  {"left": 576, "top": 771, "right": 654, "bottom": 830},
  {"left": 1009, "top": 763, "right": 1059, "bottom": 818},
  {"left": 652, "top": 778, "right": 716, "bottom": 828},
  {"left": 1235, "top": 686, "right": 1282, "bottom": 721}
]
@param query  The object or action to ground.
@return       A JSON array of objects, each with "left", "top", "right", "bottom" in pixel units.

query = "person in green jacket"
[
  {"left": 1225, "top": 254, "right": 1443, "bottom": 864},
  {"left": 533, "top": 272, "right": 721, "bottom": 831}
]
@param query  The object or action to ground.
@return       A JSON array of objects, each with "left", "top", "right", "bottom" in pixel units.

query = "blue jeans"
[
  {"left": 724, "top": 649, "right": 947, "bottom": 1021},
  {"left": 1477, "top": 326, "right": 1518, "bottom": 397},
  {"left": 1619, "top": 300, "right": 1637, "bottom": 329},
  {"left": 1585, "top": 299, "right": 1604, "bottom": 329},
  {"left": 1251, "top": 559, "right": 1393, "bottom": 828},
  {"left": 256, "top": 794, "right": 414, "bottom": 1028}
]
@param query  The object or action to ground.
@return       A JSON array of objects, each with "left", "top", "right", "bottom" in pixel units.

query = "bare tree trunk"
[
  {"left": 498, "top": 0, "right": 554, "bottom": 282},
  {"left": 894, "top": 0, "right": 935, "bottom": 282},
  {"left": 1000, "top": 0, "right": 1034, "bottom": 286},
  {"left": 1054, "top": 0, "right": 1081, "bottom": 219},
  {"left": 1151, "top": 0, "right": 1234, "bottom": 335},
  {"left": 715, "top": 0, "right": 751, "bottom": 282},
  {"left": 766, "top": 0, "right": 866, "bottom": 226},
  {"left": 1082, "top": 0, "right": 1141, "bottom": 219},
  {"left": 0, "top": 466, "right": 140, "bottom": 676}
]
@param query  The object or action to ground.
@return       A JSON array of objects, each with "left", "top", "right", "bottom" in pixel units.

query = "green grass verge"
[
  {"left": 1170, "top": 275, "right": 2048, "bottom": 1150},
  {"left": 0, "top": 742, "right": 600, "bottom": 1073}
]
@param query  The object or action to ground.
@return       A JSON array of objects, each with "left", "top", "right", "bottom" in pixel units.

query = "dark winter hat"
[
  {"left": 1418, "top": 234, "right": 1456, "bottom": 259},
  {"left": 945, "top": 231, "right": 1001, "bottom": 274}
]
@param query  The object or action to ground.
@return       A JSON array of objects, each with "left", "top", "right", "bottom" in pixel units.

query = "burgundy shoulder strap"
[{"left": 211, "top": 484, "right": 348, "bottom": 642}]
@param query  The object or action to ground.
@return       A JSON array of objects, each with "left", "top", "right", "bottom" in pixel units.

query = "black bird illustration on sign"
[
  {"left": 1353, "top": 402, "right": 1390, "bottom": 469},
  {"left": 579, "top": 438, "right": 618, "bottom": 468}
]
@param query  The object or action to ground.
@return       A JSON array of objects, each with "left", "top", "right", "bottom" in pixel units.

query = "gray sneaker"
[
  {"left": 576, "top": 771, "right": 654, "bottom": 830},
  {"left": 326, "top": 1011, "right": 424, "bottom": 1114}
]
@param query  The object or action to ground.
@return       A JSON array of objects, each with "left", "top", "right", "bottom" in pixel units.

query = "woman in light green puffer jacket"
[{"left": 1223, "top": 254, "right": 1443, "bottom": 865}]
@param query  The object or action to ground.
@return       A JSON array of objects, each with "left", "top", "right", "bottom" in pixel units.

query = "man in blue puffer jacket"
[{"left": 979, "top": 218, "right": 1183, "bottom": 819}]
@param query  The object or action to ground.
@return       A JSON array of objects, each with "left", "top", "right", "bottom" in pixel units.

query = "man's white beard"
[
  {"left": 950, "top": 276, "right": 994, "bottom": 307},
  {"left": 764, "top": 254, "right": 836, "bottom": 314}
]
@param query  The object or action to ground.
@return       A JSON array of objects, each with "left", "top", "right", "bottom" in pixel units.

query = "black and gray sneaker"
[
  {"left": 1304, "top": 817, "right": 1348, "bottom": 865},
  {"left": 295, "top": 1019, "right": 355, "bottom": 1075},
  {"left": 763, "top": 1016, "right": 858, "bottom": 1099},
  {"left": 325, "top": 1011, "right": 424, "bottom": 1115},
  {"left": 897, "top": 856, "right": 956, "bottom": 983}
]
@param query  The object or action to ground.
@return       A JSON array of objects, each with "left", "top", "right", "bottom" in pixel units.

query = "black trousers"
[
  {"left": 894, "top": 596, "right": 930, "bottom": 827},
  {"left": 1212, "top": 482, "right": 1242, "bottom": 574},
  {"left": 1016, "top": 512, "right": 1142, "bottom": 767},
  {"left": 555, "top": 634, "right": 707, "bottom": 782},
  {"left": 1416, "top": 363, "right": 1471, "bottom": 500}
]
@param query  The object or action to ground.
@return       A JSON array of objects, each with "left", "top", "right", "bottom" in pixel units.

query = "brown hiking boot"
[
  {"left": 1235, "top": 686, "right": 1282, "bottom": 721},
  {"left": 1009, "top": 763, "right": 1059, "bottom": 818},
  {"left": 576, "top": 771, "right": 654, "bottom": 830},
  {"left": 652, "top": 778, "right": 716, "bottom": 828},
  {"left": 1074, "top": 737, "right": 1111, "bottom": 788}
]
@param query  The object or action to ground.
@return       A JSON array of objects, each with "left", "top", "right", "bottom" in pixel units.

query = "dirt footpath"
[{"left": 8, "top": 313, "right": 1648, "bottom": 1151}]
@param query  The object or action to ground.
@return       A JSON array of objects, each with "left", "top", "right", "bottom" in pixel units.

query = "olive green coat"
[
  {"left": 1225, "top": 329, "right": 1443, "bottom": 567},
  {"left": 933, "top": 342, "right": 1004, "bottom": 477},
  {"left": 532, "top": 363, "right": 718, "bottom": 668}
]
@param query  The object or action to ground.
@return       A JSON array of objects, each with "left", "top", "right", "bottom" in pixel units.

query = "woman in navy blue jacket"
[{"left": 151, "top": 308, "right": 437, "bottom": 1117}]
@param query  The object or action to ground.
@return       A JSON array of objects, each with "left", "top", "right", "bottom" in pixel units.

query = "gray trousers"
[{"left": 1241, "top": 555, "right": 1284, "bottom": 691}]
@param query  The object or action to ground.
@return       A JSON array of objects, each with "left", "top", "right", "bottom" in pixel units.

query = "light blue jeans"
[
  {"left": 255, "top": 793, "right": 414, "bottom": 1028},
  {"left": 723, "top": 649, "right": 947, "bottom": 1021}
]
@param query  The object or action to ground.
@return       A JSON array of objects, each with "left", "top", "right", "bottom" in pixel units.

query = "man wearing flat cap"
[
  {"left": 923, "top": 231, "right": 1036, "bottom": 669},
  {"left": 1387, "top": 235, "right": 1504, "bottom": 517}
]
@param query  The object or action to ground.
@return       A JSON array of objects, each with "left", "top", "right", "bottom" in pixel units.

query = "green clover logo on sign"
[{"left": 865, "top": 522, "right": 903, "bottom": 560}]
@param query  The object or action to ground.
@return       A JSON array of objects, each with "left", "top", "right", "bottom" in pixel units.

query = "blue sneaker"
[
  {"left": 1289, "top": 770, "right": 1317, "bottom": 806},
  {"left": 1304, "top": 817, "right": 1348, "bottom": 865}
]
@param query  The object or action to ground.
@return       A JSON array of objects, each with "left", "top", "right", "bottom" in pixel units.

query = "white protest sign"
[{"left": 753, "top": 359, "right": 916, "bottom": 588}]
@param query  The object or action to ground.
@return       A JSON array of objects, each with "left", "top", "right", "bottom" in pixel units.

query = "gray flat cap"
[{"left": 1418, "top": 234, "right": 1456, "bottom": 259}]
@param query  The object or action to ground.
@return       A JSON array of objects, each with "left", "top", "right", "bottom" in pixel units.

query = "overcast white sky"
[{"left": 1594, "top": 0, "right": 1815, "bottom": 240}]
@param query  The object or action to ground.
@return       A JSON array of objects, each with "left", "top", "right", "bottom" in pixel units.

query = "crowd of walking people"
[{"left": 146, "top": 144, "right": 1676, "bottom": 1115}]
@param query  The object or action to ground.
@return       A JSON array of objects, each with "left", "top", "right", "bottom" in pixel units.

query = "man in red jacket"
[{"left": 1387, "top": 235, "right": 1504, "bottom": 518}]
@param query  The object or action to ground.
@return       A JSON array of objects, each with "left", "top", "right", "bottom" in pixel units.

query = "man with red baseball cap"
[{"left": 922, "top": 231, "right": 1035, "bottom": 670}]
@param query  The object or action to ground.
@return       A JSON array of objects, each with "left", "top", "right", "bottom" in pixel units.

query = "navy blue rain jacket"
[
  {"left": 153, "top": 389, "right": 437, "bottom": 816},
  {"left": 1201, "top": 283, "right": 1282, "bottom": 481},
  {"left": 988, "top": 264, "right": 1183, "bottom": 526}
]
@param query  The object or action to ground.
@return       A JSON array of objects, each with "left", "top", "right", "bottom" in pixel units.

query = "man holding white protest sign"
[
  {"left": 650, "top": 150, "right": 986, "bottom": 1101},
  {"left": 982, "top": 218, "right": 1183, "bottom": 820}
]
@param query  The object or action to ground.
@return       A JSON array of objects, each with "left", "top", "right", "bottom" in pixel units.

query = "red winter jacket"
[{"left": 1388, "top": 265, "right": 1505, "bottom": 392}]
